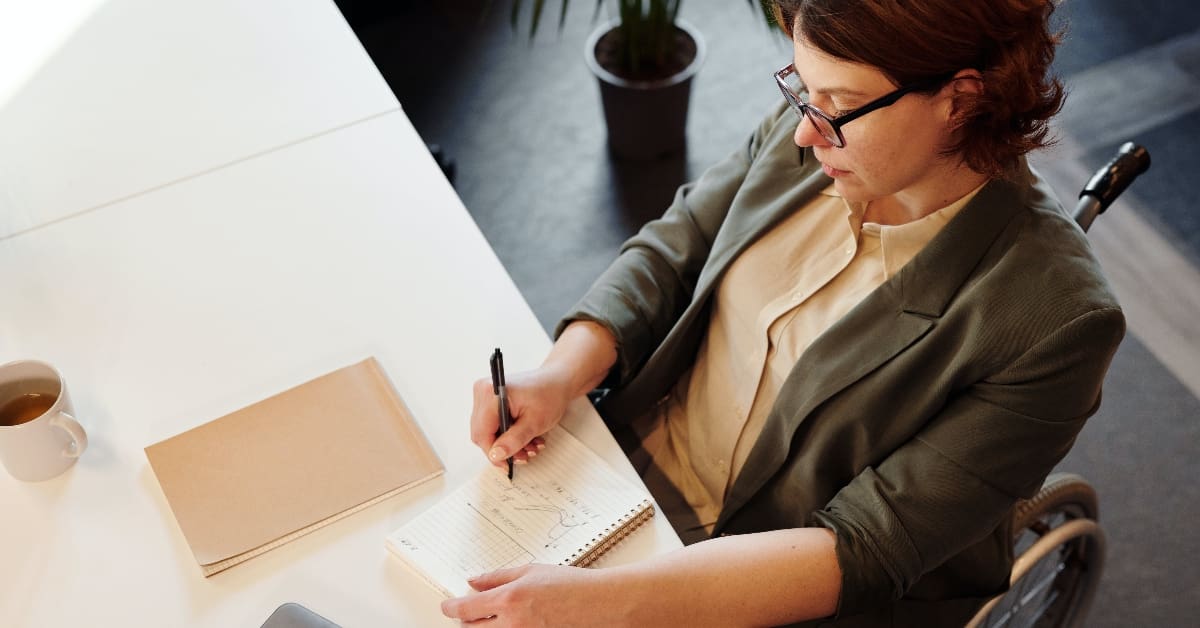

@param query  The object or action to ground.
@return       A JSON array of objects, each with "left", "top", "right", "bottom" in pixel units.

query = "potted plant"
[{"left": 514, "top": 0, "right": 774, "bottom": 160}]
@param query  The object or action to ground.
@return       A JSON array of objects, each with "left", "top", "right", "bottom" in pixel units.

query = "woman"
[{"left": 443, "top": 1, "right": 1124, "bottom": 625}]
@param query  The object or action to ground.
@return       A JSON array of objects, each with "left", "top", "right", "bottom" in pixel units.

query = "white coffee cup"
[{"left": 0, "top": 360, "right": 88, "bottom": 482}]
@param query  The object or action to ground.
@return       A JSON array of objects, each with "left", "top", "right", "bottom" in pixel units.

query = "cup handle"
[{"left": 50, "top": 411, "right": 89, "bottom": 458}]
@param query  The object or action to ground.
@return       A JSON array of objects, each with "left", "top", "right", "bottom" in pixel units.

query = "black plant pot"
[{"left": 585, "top": 19, "right": 706, "bottom": 160}]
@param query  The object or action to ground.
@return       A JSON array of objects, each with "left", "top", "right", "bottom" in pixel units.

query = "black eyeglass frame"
[{"left": 774, "top": 63, "right": 955, "bottom": 148}]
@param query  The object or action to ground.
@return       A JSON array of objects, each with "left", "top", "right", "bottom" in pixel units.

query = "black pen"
[{"left": 490, "top": 348, "right": 514, "bottom": 480}]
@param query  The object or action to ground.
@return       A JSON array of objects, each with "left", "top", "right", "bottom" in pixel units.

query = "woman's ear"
[{"left": 946, "top": 69, "right": 984, "bottom": 126}]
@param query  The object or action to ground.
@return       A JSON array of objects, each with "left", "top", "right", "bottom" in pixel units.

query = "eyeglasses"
[{"left": 774, "top": 64, "right": 953, "bottom": 148}]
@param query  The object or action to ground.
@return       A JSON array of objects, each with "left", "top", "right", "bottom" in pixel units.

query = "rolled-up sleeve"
[{"left": 814, "top": 306, "right": 1125, "bottom": 616}]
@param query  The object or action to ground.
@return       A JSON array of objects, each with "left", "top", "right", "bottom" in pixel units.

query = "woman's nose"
[{"left": 793, "top": 114, "right": 830, "bottom": 148}]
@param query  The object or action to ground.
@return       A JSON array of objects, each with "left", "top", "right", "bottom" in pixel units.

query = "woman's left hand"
[
  {"left": 441, "top": 529, "right": 842, "bottom": 627},
  {"left": 440, "top": 564, "right": 628, "bottom": 627}
]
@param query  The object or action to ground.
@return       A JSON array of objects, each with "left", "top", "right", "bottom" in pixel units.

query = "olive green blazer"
[{"left": 558, "top": 103, "right": 1124, "bottom": 627}]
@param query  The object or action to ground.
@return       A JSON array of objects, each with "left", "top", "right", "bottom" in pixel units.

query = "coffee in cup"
[
  {"left": 0, "top": 360, "right": 88, "bottom": 481},
  {"left": 0, "top": 390, "right": 58, "bottom": 426}
]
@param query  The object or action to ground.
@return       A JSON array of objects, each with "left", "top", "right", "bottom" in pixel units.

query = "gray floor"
[{"left": 340, "top": 0, "right": 1200, "bottom": 624}]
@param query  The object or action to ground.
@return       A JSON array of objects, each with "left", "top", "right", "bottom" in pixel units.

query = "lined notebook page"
[{"left": 386, "top": 426, "right": 653, "bottom": 598}]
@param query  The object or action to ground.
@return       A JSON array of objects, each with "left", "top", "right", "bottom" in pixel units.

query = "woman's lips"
[{"left": 821, "top": 163, "right": 850, "bottom": 178}]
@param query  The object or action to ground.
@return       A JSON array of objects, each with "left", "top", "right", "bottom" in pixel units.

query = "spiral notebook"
[{"left": 385, "top": 426, "right": 654, "bottom": 598}]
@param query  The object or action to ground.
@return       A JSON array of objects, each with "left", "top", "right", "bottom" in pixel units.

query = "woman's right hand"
[
  {"left": 470, "top": 320, "right": 619, "bottom": 468},
  {"left": 469, "top": 365, "right": 574, "bottom": 468}
]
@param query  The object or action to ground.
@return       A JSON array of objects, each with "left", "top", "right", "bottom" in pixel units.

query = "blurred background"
[{"left": 335, "top": 1, "right": 1199, "bottom": 625}]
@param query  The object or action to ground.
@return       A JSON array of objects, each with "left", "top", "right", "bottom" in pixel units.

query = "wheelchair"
[{"left": 965, "top": 142, "right": 1151, "bottom": 628}]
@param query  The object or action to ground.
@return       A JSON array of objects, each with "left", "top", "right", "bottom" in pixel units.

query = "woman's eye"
[{"left": 830, "top": 104, "right": 855, "bottom": 118}]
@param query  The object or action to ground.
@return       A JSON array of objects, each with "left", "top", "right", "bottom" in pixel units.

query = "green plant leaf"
[
  {"left": 530, "top": 0, "right": 546, "bottom": 37},
  {"left": 504, "top": 0, "right": 780, "bottom": 68}
]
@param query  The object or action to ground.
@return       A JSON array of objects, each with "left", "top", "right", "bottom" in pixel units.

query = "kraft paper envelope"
[{"left": 145, "top": 357, "right": 443, "bottom": 576}]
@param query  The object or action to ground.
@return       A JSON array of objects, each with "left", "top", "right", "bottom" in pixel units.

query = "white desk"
[
  {"left": 0, "top": 3, "right": 682, "bottom": 626},
  {"left": 0, "top": 0, "right": 398, "bottom": 240}
]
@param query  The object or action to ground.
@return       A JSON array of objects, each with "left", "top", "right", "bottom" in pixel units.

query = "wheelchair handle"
[{"left": 1074, "top": 142, "right": 1151, "bottom": 232}]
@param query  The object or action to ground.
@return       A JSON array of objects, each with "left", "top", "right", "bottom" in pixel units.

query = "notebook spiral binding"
[{"left": 563, "top": 499, "right": 656, "bottom": 567}]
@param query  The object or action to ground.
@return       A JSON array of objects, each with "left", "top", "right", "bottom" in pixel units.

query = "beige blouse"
[{"left": 636, "top": 182, "right": 983, "bottom": 534}]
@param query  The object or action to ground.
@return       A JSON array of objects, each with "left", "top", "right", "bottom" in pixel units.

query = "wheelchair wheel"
[{"left": 966, "top": 473, "right": 1106, "bottom": 628}]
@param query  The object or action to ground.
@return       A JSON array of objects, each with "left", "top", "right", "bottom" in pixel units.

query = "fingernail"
[
  {"left": 526, "top": 449, "right": 537, "bottom": 457},
  {"left": 536, "top": 442, "right": 546, "bottom": 450},
  {"left": 488, "top": 447, "right": 506, "bottom": 461},
  {"left": 514, "top": 458, "right": 528, "bottom": 465}
]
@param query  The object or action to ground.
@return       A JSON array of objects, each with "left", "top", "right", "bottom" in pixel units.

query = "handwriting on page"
[
  {"left": 488, "top": 474, "right": 604, "bottom": 549},
  {"left": 392, "top": 473, "right": 605, "bottom": 579},
  {"left": 387, "top": 429, "right": 651, "bottom": 597}
]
